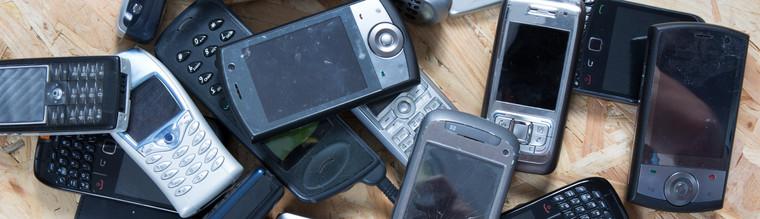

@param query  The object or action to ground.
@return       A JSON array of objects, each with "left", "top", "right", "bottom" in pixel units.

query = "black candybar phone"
[
  {"left": 154, "top": 0, "right": 254, "bottom": 147},
  {"left": 573, "top": 0, "right": 703, "bottom": 103},
  {"left": 0, "top": 57, "right": 130, "bottom": 135},
  {"left": 76, "top": 195, "right": 180, "bottom": 219},
  {"left": 393, "top": 110, "right": 519, "bottom": 219},
  {"left": 33, "top": 135, "right": 175, "bottom": 213},
  {"left": 204, "top": 168, "right": 283, "bottom": 219},
  {"left": 502, "top": 177, "right": 628, "bottom": 219},
  {"left": 482, "top": 0, "right": 584, "bottom": 174},
  {"left": 628, "top": 22, "right": 748, "bottom": 212},
  {"left": 117, "top": 0, "right": 167, "bottom": 43},
  {"left": 219, "top": 0, "right": 419, "bottom": 141}
]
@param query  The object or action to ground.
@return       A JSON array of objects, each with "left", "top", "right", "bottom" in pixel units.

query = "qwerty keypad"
[
  {"left": 552, "top": 185, "right": 615, "bottom": 219},
  {"left": 45, "top": 135, "right": 98, "bottom": 191},
  {"left": 47, "top": 62, "right": 108, "bottom": 125}
]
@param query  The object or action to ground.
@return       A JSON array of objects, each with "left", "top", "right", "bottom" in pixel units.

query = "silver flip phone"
[
  {"left": 113, "top": 48, "right": 243, "bottom": 218},
  {"left": 352, "top": 72, "right": 455, "bottom": 165},
  {"left": 482, "top": 0, "right": 583, "bottom": 174},
  {"left": 393, "top": 110, "right": 519, "bottom": 219}
]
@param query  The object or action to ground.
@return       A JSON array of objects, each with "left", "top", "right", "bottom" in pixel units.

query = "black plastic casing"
[
  {"left": 572, "top": 0, "right": 703, "bottom": 104},
  {"left": 204, "top": 169, "right": 284, "bottom": 219},
  {"left": 0, "top": 56, "right": 128, "bottom": 134},
  {"left": 121, "top": 0, "right": 166, "bottom": 43},
  {"left": 218, "top": 0, "right": 420, "bottom": 142},
  {"left": 627, "top": 22, "right": 748, "bottom": 212},
  {"left": 502, "top": 177, "right": 629, "bottom": 219}
]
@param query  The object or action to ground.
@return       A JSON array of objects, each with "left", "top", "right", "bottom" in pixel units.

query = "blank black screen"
[
  {"left": 403, "top": 143, "right": 502, "bottom": 218},
  {"left": 602, "top": 7, "right": 696, "bottom": 95},
  {"left": 642, "top": 28, "right": 745, "bottom": 169},
  {"left": 246, "top": 17, "right": 367, "bottom": 122},
  {"left": 496, "top": 23, "right": 568, "bottom": 110},
  {"left": 125, "top": 77, "right": 180, "bottom": 143},
  {"left": 114, "top": 152, "right": 172, "bottom": 205}
]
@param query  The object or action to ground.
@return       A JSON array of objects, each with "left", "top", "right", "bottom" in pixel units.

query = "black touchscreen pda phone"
[
  {"left": 573, "top": 0, "right": 702, "bottom": 103},
  {"left": 628, "top": 22, "right": 748, "bottom": 212},
  {"left": 219, "top": 0, "right": 418, "bottom": 141}
]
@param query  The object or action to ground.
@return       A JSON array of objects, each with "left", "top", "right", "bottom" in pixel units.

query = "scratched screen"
[
  {"left": 402, "top": 143, "right": 503, "bottom": 219},
  {"left": 245, "top": 17, "right": 367, "bottom": 122}
]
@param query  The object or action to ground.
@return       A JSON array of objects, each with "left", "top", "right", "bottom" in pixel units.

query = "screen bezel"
[
  {"left": 635, "top": 25, "right": 744, "bottom": 171},
  {"left": 221, "top": 7, "right": 380, "bottom": 136},
  {"left": 0, "top": 65, "right": 49, "bottom": 125},
  {"left": 119, "top": 74, "right": 185, "bottom": 147},
  {"left": 573, "top": 0, "right": 703, "bottom": 103}
]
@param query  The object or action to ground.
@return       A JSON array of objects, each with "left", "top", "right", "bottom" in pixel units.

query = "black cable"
[{"left": 376, "top": 176, "right": 400, "bottom": 204}]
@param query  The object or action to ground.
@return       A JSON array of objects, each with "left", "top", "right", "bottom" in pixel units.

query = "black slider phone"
[
  {"left": 259, "top": 115, "right": 388, "bottom": 203},
  {"left": 76, "top": 195, "right": 180, "bottom": 219},
  {"left": 628, "top": 22, "right": 748, "bottom": 212},
  {"left": 573, "top": 0, "right": 703, "bottom": 103},
  {"left": 502, "top": 177, "right": 628, "bottom": 219},
  {"left": 0, "top": 56, "right": 130, "bottom": 135},
  {"left": 34, "top": 135, "right": 175, "bottom": 213},
  {"left": 117, "top": 0, "right": 167, "bottom": 43}
]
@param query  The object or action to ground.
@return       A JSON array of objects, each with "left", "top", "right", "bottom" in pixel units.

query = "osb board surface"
[{"left": 0, "top": 0, "right": 758, "bottom": 218}]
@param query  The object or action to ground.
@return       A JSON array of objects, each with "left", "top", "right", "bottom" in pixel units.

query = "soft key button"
[{"left": 192, "top": 131, "right": 205, "bottom": 146}]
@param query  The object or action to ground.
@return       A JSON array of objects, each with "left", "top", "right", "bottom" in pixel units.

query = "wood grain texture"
[{"left": 0, "top": 0, "right": 758, "bottom": 218}]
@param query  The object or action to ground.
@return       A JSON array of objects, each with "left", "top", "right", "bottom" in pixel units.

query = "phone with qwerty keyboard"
[
  {"left": 502, "top": 177, "right": 628, "bottom": 219},
  {"left": 33, "top": 135, "right": 176, "bottom": 213},
  {"left": 0, "top": 56, "right": 130, "bottom": 135}
]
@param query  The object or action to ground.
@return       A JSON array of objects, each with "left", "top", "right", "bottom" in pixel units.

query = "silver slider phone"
[{"left": 482, "top": 0, "right": 584, "bottom": 174}]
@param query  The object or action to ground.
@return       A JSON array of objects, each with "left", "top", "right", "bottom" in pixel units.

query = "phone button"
[
  {"left": 512, "top": 122, "right": 530, "bottom": 143},
  {"left": 588, "top": 37, "right": 603, "bottom": 52},
  {"left": 146, "top": 154, "right": 162, "bottom": 164},
  {"left": 664, "top": 172, "right": 699, "bottom": 206},
  {"left": 187, "top": 162, "right": 202, "bottom": 175},
  {"left": 175, "top": 185, "right": 192, "bottom": 196},
  {"left": 154, "top": 161, "right": 172, "bottom": 172},
  {"left": 379, "top": 111, "right": 397, "bottom": 129},
  {"left": 101, "top": 142, "right": 117, "bottom": 155},
  {"left": 168, "top": 177, "right": 185, "bottom": 188},
  {"left": 193, "top": 170, "right": 209, "bottom": 184},
  {"left": 162, "top": 169, "right": 179, "bottom": 180},
  {"left": 368, "top": 23, "right": 403, "bottom": 58},
  {"left": 303, "top": 142, "right": 350, "bottom": 189}
]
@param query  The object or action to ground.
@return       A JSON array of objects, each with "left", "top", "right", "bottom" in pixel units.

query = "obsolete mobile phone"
[
  {"left": 393, "top": 0, "right": 503, "bottom": 24},
  {"left": 117, "top": 0, "right": 166, "bottom": 43},
  {"left": 34, "top": 135, "right": 175, "bottom": 213},
  {"left": 502, "top": 177, "right": 628, "bottom": 219},
  {"left": 259, "top": 115, "right": 388, "bottom": 202},
  {"left": 482, "top": 0, "right": 583, "bottom": 174},
  {"left": 627, "top": 22, "right": 748, "bottom": 212},
  {"left": 573, "top": 0, "right": 703, "bottom": 104},
  {"left": 75, "top": 195, "right": 180, "bottom": 219},
  {"left": 393, "top": 110, "right": 519, "bottom": 219},
  {"left": 114, "top": 48, "right": 243, "bottom": 218},
  {"left": 204, "top": 168, "right": 284, "bottom": 219},
  {"left": 0, "top": 57, "right": 130, "bottom": 135},
  {"left": 153, "top": 0, "right": 254, "bottom": 149},
  {"left": 219, "top": 0, "right": 419, "bottom": 141},
  {"left": 352, "top": 72, "right": 455, "bottom": 165}
]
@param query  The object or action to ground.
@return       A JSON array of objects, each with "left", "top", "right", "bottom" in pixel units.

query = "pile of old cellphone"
[{"left": 0, "top": 0, "right": 750, "bottom": 218}]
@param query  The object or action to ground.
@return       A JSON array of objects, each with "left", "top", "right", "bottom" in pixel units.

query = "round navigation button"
[
  {"left": 394, "top": 97, "right": 415, "bottom": 119},
  {"left": 664, "top": 172, "right": 699, "bottom": 206},
  {"left": 368, "top": 23, "right": 403, "bottom": 58}
]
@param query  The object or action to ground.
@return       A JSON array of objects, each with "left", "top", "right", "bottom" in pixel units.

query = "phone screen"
[
  {"left": 402, "top": 143, "right": 503, "bottom": 218},
  {"left": 244, "top": 17, "right": 368, "bottom": 123},
  {"left": 114, "top": 151, "right": 173, "bottom": 207},
  {"left": 125, "top": 76, "right": 181, "bottom": 144},
  {"left": 641, "top": 28, "right": 745, "bottom": 170},
  {"left": 496, "top": 23, "right": 569, "bottom": 111},
  {"left": 0, "top": 66, "right": 47, "bottom": 124}
]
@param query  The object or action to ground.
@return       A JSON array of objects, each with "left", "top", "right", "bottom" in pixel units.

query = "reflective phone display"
[
  {"left": 496, "top": 23, "right": 569, "bottom": 110},
  {"left": 125, "top": 77, "right": 181, "bottom": 143}
]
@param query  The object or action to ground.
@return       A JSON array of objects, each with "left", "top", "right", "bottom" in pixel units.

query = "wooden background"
[{"left": 0, "top": 0, "right": 758, "bottom": 218}]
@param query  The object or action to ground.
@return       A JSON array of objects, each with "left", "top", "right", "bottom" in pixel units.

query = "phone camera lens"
[
  {"left": 502, "top": 149, "right": 510, "bottom": 156},
  {"left": 227, "top": 63, "right": 236, "bottom": 71}
]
